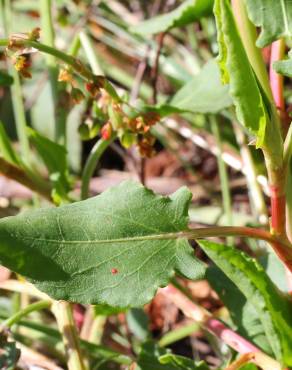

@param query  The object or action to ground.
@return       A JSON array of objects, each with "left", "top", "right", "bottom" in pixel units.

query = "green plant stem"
[
  {"left": 79, "top": 31, "right": 103, "bottom": 75},
  {"left": 158, "top": 322, "right": 200, "bottom": 347},
  {"left": 40, "top": 0, "right": 66, "bottom": 144},
  {"left": 209, "top": 115, "right": 233, "bottom": 245},
  {"left": 1, "top": 299, "right": 51, "bottom": 329},
  {"left": 52, "top": 301, "right": 86, "bottom": 370},
  {"left": 81, "top": 135, "right": 116, "bottom": 200},
  {"left": 0, "top": 38, "right": 91, "bottom": 78},
  {"left": 231, "top": 0, "right": 273, "bottom": 102},
  {"left": 69, "top": 34, "right": 81, "bottom": 56},
  {"left": 0, "top": 1, "right": 30, "bottom": 163},
  {"left": 88, "top": 316, "right": 107, "bottom": 345},
  {"left": 232, "top": 121, "right": 268, "bottom": 225}
]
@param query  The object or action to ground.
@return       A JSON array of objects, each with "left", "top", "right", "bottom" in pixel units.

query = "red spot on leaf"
[{"left": 111, "top": 268, "right": 118, "bottom": 275}]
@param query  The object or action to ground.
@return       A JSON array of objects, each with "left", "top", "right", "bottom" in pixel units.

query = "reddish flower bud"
[
  {"left": 101, "top": 122, "right": 112, "bottom": 140},
  {"left": 85, "top": 82, "right": 100, "bottom": 98}
]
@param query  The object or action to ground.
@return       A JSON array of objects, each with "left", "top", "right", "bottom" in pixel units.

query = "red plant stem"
[
  {"left": 205, "top": 318, "right": 259, "bottom": 354},
  {"left": 270, "top": 186, "right": 286, "bottom": 234},
  {"left": 268, "top": 39, "right": 292, "bottom": 280},
  {"left": 161, "top": 285, "right": 260, "bottom": 354},
  {"left": 268, "top": 182, "right": 292, "bottom": 273},
  {"left": 269, "top": 39, "right": 285, "bottom": 113}
]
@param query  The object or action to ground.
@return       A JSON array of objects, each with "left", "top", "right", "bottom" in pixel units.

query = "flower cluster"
[
  {"left": 6, "top": 27, "right": 160, "bottom": 157},
  {"left": 7, "top": 27, "right": 41, "bottom": 79}
]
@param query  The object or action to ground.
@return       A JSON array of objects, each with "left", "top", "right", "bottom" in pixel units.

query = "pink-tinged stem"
[
  {"left": 270, "top": 39, "right": 285, "bottom": 112},
  {"left": 160, "top": 285, "right": 259, "bottom": 354},
  {"left": 205, "top": 318, "right": 258, "bottom": 354}
]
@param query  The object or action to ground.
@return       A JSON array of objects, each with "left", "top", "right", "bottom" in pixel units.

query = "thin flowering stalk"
[
  {"left": 0, "top": 299, "right": 52, "bottom": 329},
  {"left": 0, "top": 38, "right": 119, "bottom": 101}
]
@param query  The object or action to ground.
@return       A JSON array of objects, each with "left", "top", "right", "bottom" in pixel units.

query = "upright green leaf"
[
  {"left": 28, "top": 128, "right": 71, "bottom": 203},
  {"left": 214, "top": 0, "right": 283, "bottom": 161},
  {"left": 169, "top": 60, "right": 232, "bottom": 114},
  {"left": 244, "top": 0, "right": 292, "bottom": 47},
  {"left": 199, "top": 240, "right": 292, "bottom": 366},
  {"left": 0, "top": 122, "right": 21, "bottom": 166},
  {"left": 0, "top": 181, "right": 205, "bottom": 307},
  {"left": 207, "top": 266, "right": 273, "bottom": 354},
  {"left": 131, "top": 0, "right": 213, "bottom": 36},
  {"left": 215, "top": 0, "right": 266, "bottom": 145},
  {"left": 127, "top": 308, "right": 150, "bottom": 341}
]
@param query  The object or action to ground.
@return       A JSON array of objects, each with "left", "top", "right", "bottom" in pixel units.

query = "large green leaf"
[
  {"left": 0, "top": 181, "right": 205, "bottom": 307},
  {"left": 244, "top": 0, "right": 292, "bottom": 47},
  {"left": 199, "top": 240, "right": 292, "bottom": 366},
  {"left": 169, "top": 60, "right": 232, "bottom": 114},
  {"left": 214, "top": 0, "right": 283, "bottom": 162},
  {"left": 207, "top": 266, "right": 273, "bottom": 354},
  {"left": 131, "top": 0, "right": 213, "bottom": 36}
]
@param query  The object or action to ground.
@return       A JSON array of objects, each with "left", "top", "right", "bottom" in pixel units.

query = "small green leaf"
[
  {"left": 131, "top": 0, "right": 213, "bottom": 36},
  {"left": 159, "top": 354, "right": 209, "bottom": 370},
  {"left": 0, "top": 181, "right": 205, "bottom": 307},
  {"left": 0, "top": 71, "right": 13, "bottom": 87},
  {"left": 169, "top": 60, "right": 232, "bottom": 114},
  {"left": 137, "top": 342, "right": 209, "bottom": 370},
  {"left": 273, "top": 50, "right": 292, "bottom": 77},
  {"left": 28, "top": 128, "right": 67, "bottom": 175},
  {"left": 214, "top": 0, "right": 283, "bottom": 162},
  {"left": 199, "top": 240, "right": 292, "bottom": 366},
  {"left": 244, "top": 0, "right": 292, "bottom": 47},
  {"left": 0, "top": 122, "right": 21, "bottom": 166}
]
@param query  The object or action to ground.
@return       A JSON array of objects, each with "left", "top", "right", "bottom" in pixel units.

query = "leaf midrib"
[{"left": 19, "top": 231, "right": 187, "bottom": 245}]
